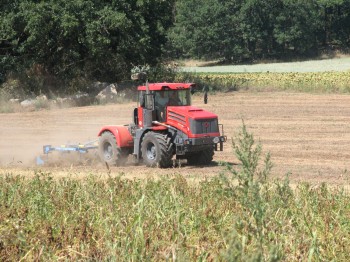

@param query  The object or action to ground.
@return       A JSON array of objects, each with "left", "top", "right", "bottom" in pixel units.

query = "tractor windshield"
[{"left": 154, "top": 89, "right": 191, "bottom": 107}]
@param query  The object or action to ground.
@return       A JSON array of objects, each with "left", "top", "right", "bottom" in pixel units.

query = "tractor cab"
[{"left": 136, "top": 83, "right": 194, "bottom": 127}]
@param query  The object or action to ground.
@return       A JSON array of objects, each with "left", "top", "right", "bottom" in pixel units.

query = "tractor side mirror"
[
  {"left": 190, "top": 83, "right": 197, "bottom": 95},
  {"left": 204, "top": 91, "right": 208, "bottom": 104}
]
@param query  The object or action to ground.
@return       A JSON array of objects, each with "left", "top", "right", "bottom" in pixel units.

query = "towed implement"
[{"left": 36, "top": 140, "right": 98, "bottom": 165}]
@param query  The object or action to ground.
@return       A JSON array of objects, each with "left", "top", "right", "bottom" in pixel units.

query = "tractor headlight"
[{"left": 213, "top": 137, "right": 220, "bottom": 144}]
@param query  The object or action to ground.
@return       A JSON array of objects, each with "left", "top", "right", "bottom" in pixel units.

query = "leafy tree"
[
  {"left": 0, "top": 0, "right": 175, "bottom": 93},
  {"left": 168, "top": 0, "right": 350, "bottom": 62},
  {"left": 273, "top": 0, "right": 319, "bottom": 57},
  {"left": 316, "top": 0, "right": 350, "bottom": 48},
  {"left": 168, "top": 0, "right": 230, "bottom": 60},
  {"left": 237, "top": 0, "right": 276, "bottom": 60}
]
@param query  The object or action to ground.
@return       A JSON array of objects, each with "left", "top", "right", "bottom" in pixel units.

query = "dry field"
[{"left": 1, "top": 92, "right": 350, "bottom": 185}]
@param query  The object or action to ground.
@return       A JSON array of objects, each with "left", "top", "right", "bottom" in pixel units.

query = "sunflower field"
[{"left": 177, "top": 71, "right": 350, "bottom": 93}]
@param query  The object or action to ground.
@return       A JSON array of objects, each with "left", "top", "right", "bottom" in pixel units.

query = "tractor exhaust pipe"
[{"left": 143, "top": 80, "right": 154, "bottom": 127}]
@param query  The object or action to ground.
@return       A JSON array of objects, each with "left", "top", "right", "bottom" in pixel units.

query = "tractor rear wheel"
[
  {"left": 141, "top": 132, "right": 173, "bottom": 168},
  {"left": 99, "top": 131, "right": 128, "bottom": 166},
  {"left": 187, "top": 147, "right": 214, "bottom": 165}
]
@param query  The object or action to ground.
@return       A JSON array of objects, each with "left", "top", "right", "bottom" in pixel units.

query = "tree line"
[
  {"left": 169, "top": 0, "right": 350, "bottom": 62},
  {"left": 1, "top": 0, "right": 350, "bottom": 94}
]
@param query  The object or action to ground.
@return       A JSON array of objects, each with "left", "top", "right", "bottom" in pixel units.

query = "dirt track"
[{"left": 1, "top": 92, "right": 350, "bottom": 184}]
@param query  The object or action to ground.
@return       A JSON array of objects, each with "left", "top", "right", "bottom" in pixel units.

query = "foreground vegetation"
[{"left": 0, "top": 124, "right": 349, "bottom": 261}]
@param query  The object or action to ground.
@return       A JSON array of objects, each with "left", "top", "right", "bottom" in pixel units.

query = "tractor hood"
[
  {"left": 166, "top": 106, "right": 220, "bottom": 137},
  {"left": 167, "top": 106, "right": 218, "bottom": 120}
]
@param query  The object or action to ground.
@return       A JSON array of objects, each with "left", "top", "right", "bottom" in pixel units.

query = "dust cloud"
[{"left": 0, "top": 103, "right": 132, "bottom": 167}]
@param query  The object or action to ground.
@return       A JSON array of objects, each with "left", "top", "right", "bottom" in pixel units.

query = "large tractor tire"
[
  {"left": 99, "top": 131, "right": 128, "bottom": 166},
  {"left": 187, "top": 147, "right": 214, "bottom": 166},
  {"left": 141, "top": 132, "right": 173, "bottom": 168}
]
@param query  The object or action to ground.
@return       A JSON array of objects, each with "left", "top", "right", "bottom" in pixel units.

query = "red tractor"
[{"left": 97, "top": 82, "right": 226, "bottom": 167}]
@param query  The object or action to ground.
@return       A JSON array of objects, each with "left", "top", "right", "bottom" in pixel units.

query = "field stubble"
[{"left": 1, "top": 92, "right": 350, "bottom": 185}]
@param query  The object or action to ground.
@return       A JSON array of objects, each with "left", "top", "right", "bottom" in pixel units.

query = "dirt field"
[{"left": 1, "top": 92, "right": 350, "bottom": 185}]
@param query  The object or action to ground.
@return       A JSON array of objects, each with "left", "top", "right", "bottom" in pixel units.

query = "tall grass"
[{"left": 0, "top": 124, "right": 349, "bottom": 260}]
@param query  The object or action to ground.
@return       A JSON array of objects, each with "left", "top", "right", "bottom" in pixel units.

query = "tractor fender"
[{"left": 98, "top": 125, "right": 134, "bottom": 148}]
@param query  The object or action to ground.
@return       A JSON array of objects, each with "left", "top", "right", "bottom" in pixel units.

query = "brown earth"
[{"left": 1, "top": 92, "right": 350, "bottom": 185}]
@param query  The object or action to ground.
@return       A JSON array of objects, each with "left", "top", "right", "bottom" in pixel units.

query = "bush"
[{"left": 0, "top": 79, "right": 26, "bottom": 100}]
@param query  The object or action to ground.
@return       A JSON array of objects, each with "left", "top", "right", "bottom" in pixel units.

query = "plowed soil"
[{"left": 1, "top": 92, "right": 350, "bottom": 185}]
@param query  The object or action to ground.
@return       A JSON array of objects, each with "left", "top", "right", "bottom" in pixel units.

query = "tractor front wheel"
[
  {"left": 98, "top": 131, "right": 128, "bottom": 166},
  {"left": 141, "top": 132, "right": 173, "bottom": 168}
]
